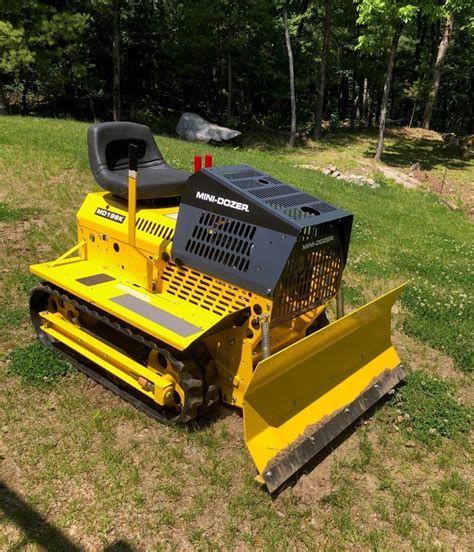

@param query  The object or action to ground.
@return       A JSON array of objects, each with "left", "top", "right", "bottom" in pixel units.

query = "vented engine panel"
[{"left": 172, "top": 165, "right": 353, "bottom": 314}]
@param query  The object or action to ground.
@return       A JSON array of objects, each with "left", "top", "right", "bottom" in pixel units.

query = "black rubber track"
[{"left": 29, "top": 283, "right": 219, "bottom": 424}]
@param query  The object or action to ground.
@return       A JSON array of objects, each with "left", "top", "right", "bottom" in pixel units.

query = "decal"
[
  {"left": 302, "top": 235, "right": 334, "bottom": 250},
  {"left": 195, "top": 191, "right": 249, "bottom": 213},
  {"left": 95, "top": 207, "right": 125, "bottom": 224}
]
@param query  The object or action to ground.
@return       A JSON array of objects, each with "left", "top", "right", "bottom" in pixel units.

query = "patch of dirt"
[
  {"left": 414, "top": 168, "right": 473, "bottom": 214},
  {"left": 79, "top": 376, "right": 120, "bottom": 406},
  {"left": 0, "top": 436, "right": 21, "bottom": 486},
  {"left": 283, "top": 424, "right": 361, "bottom": 504},
  {"left": 46, "top": 168, "right": 78, "bottom": 186},
  {"left": 393, "top": 331, "right": 458, "bottom": 380},
  {"left": 0, "top": 218, "right": 46, "bottom": 259},
  {"left": 395, "top": 127, "right": 443, "bottom": 142}
]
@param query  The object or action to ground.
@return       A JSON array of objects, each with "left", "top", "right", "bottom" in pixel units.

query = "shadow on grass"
[
  {"left": 372, "top": 139, "right": 470, "bottom": 171},
  {"left": 241, "top": 127, "right": 469, "bottom": 173},
  {"left": 0, "top": 481, "right": 137, "bottom": 551}
]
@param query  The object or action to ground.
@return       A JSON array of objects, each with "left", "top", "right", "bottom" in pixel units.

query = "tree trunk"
[
  {"left": 409, "top": 101, "right": 416, "bottom": 128},
  {"left": 422, "top": 13, "right": 454, "bottom": 130},
  {"left": 227, "top": 52, "right": 232, "bottom": 120},
  {"left": 374, "top": 22, "right": 403, "bottom": 161},
  {"left": 112, "top": 0, "right": 121, "bottom": 121},
  {"left": 339, "top": 74, "right": 349, "bottom": 121},
  {"left": 314, "top": 0, "right": 332, "bottom": 139},
  {"left": 362, "top": 78, "right": 368, "bottom": 119},
  {"left": 0, "top": 86, "right": 7, "bottom": 115},
  {"left": 283, "top": 10, "right": 296, "bottom": 147}
]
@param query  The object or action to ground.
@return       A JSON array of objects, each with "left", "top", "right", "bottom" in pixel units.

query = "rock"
[
  {"left": 404, "top": 441, "right": 416, "bottom": 448},
  {"left": 322, "top": 167, "right": 332, "bottom": 175},
  {"left": 378, "top": 166, "right": 421, "bottom": 189},
  {"left": 332, "top": 171, "right": 341, "bottom": 178},
  {"left": 344, "top": 174, "right": 379, "bottom": 188},
  {"left": 442, "top": 132, "right": 458, "bottom": 145},
  {"left": 176, "top": 112, "right": 241, "bottom": 143},
  {"left": 410, "top": 162, "right": 421, "bottom": 171},
  {"left": 297, "top": 164, "right": 320, "bottom": 171},
  {"left": 440, "top": 198, "right": 458, "bottom": 211},
  {"left": 327, "top": 165, "right": 337, "bottom": 173}
]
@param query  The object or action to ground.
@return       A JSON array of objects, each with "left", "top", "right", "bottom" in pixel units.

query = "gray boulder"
[{"left": 176, "top": 112, "right": 241, "bottom": 143}]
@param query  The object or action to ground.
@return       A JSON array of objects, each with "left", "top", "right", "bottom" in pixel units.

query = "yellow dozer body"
[{"left": 29, "top": 122, "right": 405, "bottom": 492}]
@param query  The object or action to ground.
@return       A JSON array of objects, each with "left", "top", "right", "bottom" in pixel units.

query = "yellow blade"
[{"left": 243, "top": 284, "right": 406, "bottom": 493}]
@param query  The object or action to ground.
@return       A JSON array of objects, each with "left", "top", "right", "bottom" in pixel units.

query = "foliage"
[
  {"left": 0, "top": 0, "right": 472, "bottom": 133},
  {"left": 394, "top": 371, "right": 472, "bottom": 445},
  {"left": 0, "top": 20, "right": 34, "bottom": 75},
  {"left": 6, "top": 341, "right": 71, "bottom": 387}
]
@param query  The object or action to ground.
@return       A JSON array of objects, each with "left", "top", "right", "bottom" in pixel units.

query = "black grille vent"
[
  {"left": 272, "top": 222, "right": 343, "bottom": 325},
  {"left": 250, "top": 184, "right": 295, "bottom": 199},
  {"left": 223, "top": 169, "right": 262, "bottom": 180},
  {"left": 218, "top": 166, "right": 338, "bottom": 221},
  {"left": 268, "top": 193, "right": 316, "bottom": 208},
  {"left": 184, "top": 212, "right": 256, "bottom": 272},
  {"left": 136, "top": 217, "right": 174, "bottom": 240},
  {"left": 232, "top": 178, "right": 265, "bottom": 190},
  {"left": 312, "top": 202, "right": 337, "bottom": 213}
]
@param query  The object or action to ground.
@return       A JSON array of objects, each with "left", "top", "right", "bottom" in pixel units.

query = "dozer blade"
[{"left": 243, "top": 284, "right": 406, "bottom": 493}]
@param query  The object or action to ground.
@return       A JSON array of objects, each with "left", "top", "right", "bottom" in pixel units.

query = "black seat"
[{"left": 87, "top": 122, "right": 190, "bottom": 200}]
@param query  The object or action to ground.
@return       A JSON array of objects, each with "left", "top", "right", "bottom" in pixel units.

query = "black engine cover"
[{"left": 172, "top": 164, "right": 352, "bottom": 300}]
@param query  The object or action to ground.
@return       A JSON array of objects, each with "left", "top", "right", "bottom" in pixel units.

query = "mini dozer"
[{"left": 30, "top": 122, "right": 406, "bottom": 492}]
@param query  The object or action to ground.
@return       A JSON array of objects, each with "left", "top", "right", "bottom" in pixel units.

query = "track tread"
[{"left": 30, "top": 283, "right": 212, "bottom": 424}]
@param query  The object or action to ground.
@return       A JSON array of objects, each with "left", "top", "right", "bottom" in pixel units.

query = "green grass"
[
  {"left": 0, "top": 307, "right": 26, "bottom": 329},
  {"left": 0, "top": 115, "right": 472, "bottom": 550},
  {"left": 7, "top": 341, "right": 71, "bottom": 386},
  {"left": 0, "top": 202, "right": 40, "bottom": 222},
  {"left": 395, "top": 371, "right": 472, "bottom": 445}
]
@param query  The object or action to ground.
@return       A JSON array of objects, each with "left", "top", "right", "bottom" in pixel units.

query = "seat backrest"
[{"left": 88, "top": 122, "right": 164, "bottom": 176}]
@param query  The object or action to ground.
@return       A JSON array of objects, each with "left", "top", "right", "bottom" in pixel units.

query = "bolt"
[{"left": 266, "top": 470, "right": 272, "bottom": 477}]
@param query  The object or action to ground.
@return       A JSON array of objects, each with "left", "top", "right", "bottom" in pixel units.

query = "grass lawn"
[{"left": 0, "top": 115, "right": 472, "bottom": 551}]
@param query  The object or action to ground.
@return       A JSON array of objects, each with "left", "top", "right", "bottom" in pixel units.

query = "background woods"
[{"left": 0, "top": 0, "right": 473, "bottom": 141}]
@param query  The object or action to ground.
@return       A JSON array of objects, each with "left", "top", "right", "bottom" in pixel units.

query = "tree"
[
  {"left": 375, "top": 20, "right": 404, "bottom": 160},
  {"left": 0, "top": 20, "right": 34, "bottom": 113},
  {"left": 422, "top": 11, "right": 454, "bottom": 129},
  {"left": 283, "top": 9, "right": 297, "bottom": 146},
  {"left": 314, "top": 0, "right": 332, "bottom": 139},
  {"left": 356, "top": 0, "right": 419, "bottom": 161}
]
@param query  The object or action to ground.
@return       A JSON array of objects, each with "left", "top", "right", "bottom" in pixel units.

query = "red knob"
[
  {"left": 194, "top": 155, "right": 202, "bottom": 172},
  {"left": 204, "top": 154, "right": 213, "bottom": 168}
]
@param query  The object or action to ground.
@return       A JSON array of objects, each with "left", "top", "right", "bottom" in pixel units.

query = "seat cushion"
[{"left": 96, "top": 164, "right": 190, "bottom": 200}]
